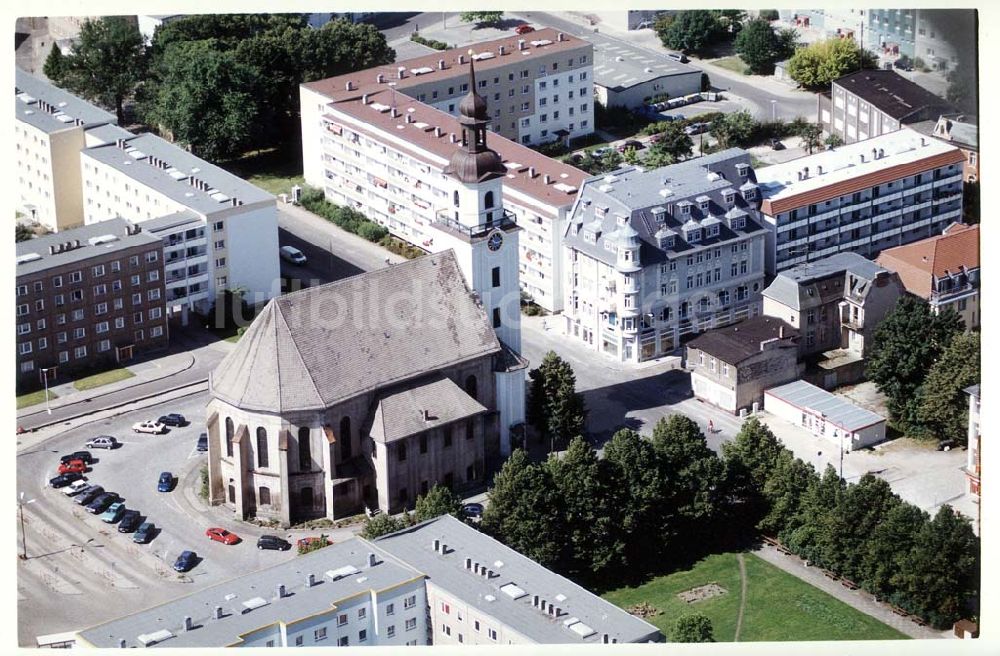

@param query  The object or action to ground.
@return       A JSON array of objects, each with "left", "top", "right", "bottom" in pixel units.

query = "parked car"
[
  {"left": 666, "top": 52, "right": 690, "bottom": 63},
  {"left": 279, "top": 245, "right": 307, "bottom": 265},
  {"left": 132, "top": 420, "right": 166, "bottom": 435},
  {"left": 133, "top": 522, "right": 156, "bottom": 544},
  {"left": 63, "top": 480, "right": 91, "bottom": 497},
  {"left": 118, "top": 510, "right": 142, "bottom": 533},
  {"left": 684, "top": 122, "right": 710, "bottom": 135},
  {"left": 296, "top": 536, "right": 332, "bottom": 549},
  {"left": 257, "top": 535, "right": 292, "bottom": 551},
  {"left": 937, "top": 439, "right": 958, "bottom": 452},
  {"left": 617, "top": 139, "right": 645, "bottom": 153},
  {"left": 206, "top": 527, "right": 240, "bottom": 545},
  {"left": 75, "top": 485, "right": 105, "bottom": 505},
  {"left": 58, "top": 459, "right": 88, "bottom": 475},
  {"left": 462, "top": 503, "right": 484, "bottom": 520},
  {"left": 49, "top": 472, "right": 83, "bottom": 489},
  {"left": 515, "top": 24, "right": 535, "bottom": 35},
  {"left": 158, "top": 413, "right": 186, "bottom": 427},
  {"left": 893, "top": 56, "right": 914, "bottom": 72},
  {"left": 173, "top": 550, "right": 197, "bottom": 572},
  {"left": 85, "top": 435, "right": 119, "bottom": 449},
  {"left": 197, "top": 433, "right": 208, "bottom": 452},
  {"left": 86, "top": 492, "right": 119, "bottom": 514},
  {"left": 769, "top": 138, "right": 785, "bottom": 150},
  {"left": 157, "top": 472, "right": 174, "bottom": 492},
  {"left": 100, "top": 501, "right": 126, "bottom": 523},
  {"left": 590, "top": 147, "right": 610, "bottom": 158},
  {"left": 60, "top": 451, "right": 93, "bottom": 465}
]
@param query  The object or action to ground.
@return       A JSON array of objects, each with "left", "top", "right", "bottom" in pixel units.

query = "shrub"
[
  {"left": 297, "top": 533, "right": 332, "bottom": 555},
  {"left": 411, "top": 33, "right": 450, "bottom": 50},
  {"left": 536, "top": 141, "right": 570, "bottom": 157},
  {"left": 199, "top": 464, "right": 208, "bottom": 500},
  {"left": 356, "top": 221, "right": 389, "bottom": 242}
]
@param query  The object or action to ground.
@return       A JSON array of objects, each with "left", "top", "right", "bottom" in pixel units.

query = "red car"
[
  {"left": 58, "top": 459, "right": 87, "bottom": 475},
  {"left": 296, "top": 536, "right": 333, "bottom": 549},
  {"left": 515, "top": 24, "right": 535, "bottom": 35},
  {"left": 205, "top": 527, "right": 240, "bottom": 545}
]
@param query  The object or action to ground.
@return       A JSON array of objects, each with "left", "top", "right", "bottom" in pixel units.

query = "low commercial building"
[
  {"left": 686, "top": 316, "right": 801, "bottom": 414},
  {"left": 15, "top": 218, "right": 166, "bottom": 390},
  {"left": 965, "top": 384, "right": 980, "bottom": 500},
  {"left": 77, "top": 515, "right": 661, "bottom": 648},
  {"left": 876, "top": 222, "right": 979, "bottom": 328},
  {"left": 765, "top": 380, "right": 887, "bottom": 451},
  {"left": 591, "top": 39, "right": 702, "bottom": 109},
  {"left": 561, "top": 150, "right": 770, "bottom": 363},
  {"left": 756, "top": 127, "right": 966, "bottom": 275}
]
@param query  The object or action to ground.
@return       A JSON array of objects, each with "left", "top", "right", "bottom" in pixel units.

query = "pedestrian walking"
[
  {"left": 542, "top": 319, "right": 548, "bottom": 331},
  {"left": 708, "top": 420, "right": 714, "bottom": 433}
]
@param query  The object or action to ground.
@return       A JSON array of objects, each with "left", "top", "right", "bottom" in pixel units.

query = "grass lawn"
[
  {"left": 17, "top": 389, "right": 58, "bottom": 410},
  {"left": 712, "top": 55, "right": 749, "bottom": 75},
  {"left": 219, "top": 146, "right": 304, "bottom": 197},
  {"left": 603, "top": 553, "right": 908, "bottom": 642},
  {"left": 72, "top": 368, "right": 135, "bottom": 391}
]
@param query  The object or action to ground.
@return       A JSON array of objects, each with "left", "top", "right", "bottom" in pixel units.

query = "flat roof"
[
  {"left": 375, "top": 515, "right": 662, "bottom": 644},
  {"left": 766, "top": 380, "right": 885, "bottom": 433},
  {"left": 82, "top": 132, "right": 274, "bottom": 215},
  {"left": 756, "top": 128, "right": 965, "bottom": 215},
  {"left": 833, "top": 70, "right": 955, "bottom": 121},
  {"left": 588, "top": 36, "right": 700, "bottom": 90},
  {"left": 16, "top": 218, "right": 161, "bottom": 277},
  {"left": 15, "top": 68, "right": 116, "bottom": 134}
]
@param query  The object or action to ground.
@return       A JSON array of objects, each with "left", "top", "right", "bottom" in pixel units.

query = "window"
[
  {"left": 398, "top": 443, "right": 407, "bottom": 462},
  {"left": 38, "top": 337, "right": 47, "bottom": 350},
  {"left": 148, "top": 270, "right": 160, "bottom": 282},
  {"left": 17, "top": 323, "right": 30, "bottom": 335},
  {"left": 404, "top": 595, "right": 416, "bottom": 609},
  {"left": 405, "top": 618, "right": 417, "bottom": 631},
  {"left": 386, "top": 603, "right": 395, "bottom": 616},
  {"left": 35, "top": 299, "right": 45, "bottom": 311},
  {"left": 18, "top": 342, "right": 32, "bottom": 355},
  {"left": 419, "top": 434, "right": 428, "bottom": 454},
  {"left": 132, "top": 293, "right": 142, "bottom": 305},
  {"left": 258, "top": 486, "right": 271, "bottom": 505},
  {"left": 52, "top": 275, "right": 62, "bottom": 288},
  {"left": 114, "top": 317, "right": 125, "bottom": 329},
  {"left": 57, "top": 331, "right": 68, "bottom": 344},
  {"left": 58, "top": 351, "right": 69, "bottom": 363},
  {"left": 73, "top": 327, "right": 86, "bottom": 339},
  {"left": 151, "top": 326, "right": 164, "bottom": 338},
  {"left": 256, "top": 427, "right": 269, "bottom": 468},
  {"left": 358, "top": 629, "right": 367, "bottom": 643},
  {"left": 17, "top": 304, "right": 28, "bottom": 317},
  {"left": 214, "top": 240, "right": 225, "bottom": 249},
  {"left": 96, "top": 302, "right": 108, "bottom": 315},
  {"left": 492, "top": 267, "right": 501, "bottom": 287},
  {"left": 338, "top": 613, "right": 348, "bottom": 627},
  {"left": 387, "top": 626, "right": 395, "bottom": 638},
  {"left": 314, "top": 628, "right": 327, "bottom": 641},
  {"left": 492, "top": 307, "right": 501, "bottom": 328},
  {"left": 92, "top": 264, "right": 105, "bottom": 277},
  {"left": 69, "top": 271, "right": 82, "bottom": 283},
  {"left": 226, "top": 418, "right": 234, "bottom": 457},
  {"left": 145, "top": 251, "right": 158, "bottom": 263},
  {"left": 133, "top": 311, "right": 143, "bottom": 324},
  {"left": 475, "top": 621, "right": 481, "bottom": 632},
  {"left": 99, "top": 339, "right": 111, "bottom": 352},
  {"left": 74, "top": 346, "right": 87, "bottom": 359},
  {"left": 488, "top": 628, "right": 498, "bottom": 641},
  {"left": 20, "top": 360, "right": 34, "bottom": 373},
  {"left": 135, "top": 329, "right": 145, "bottom": 341},
  {"left": 33, "top": 280, "right": 43, "bottom": 293},
  {"left": 96, "top": 321, "right": 109, "bottom": 334},
  {"left": 148, "top": 288, "right": 161, "bottom": 301},
  {"left": 130, "top": 274, "right": 140, "bottom": 286}
]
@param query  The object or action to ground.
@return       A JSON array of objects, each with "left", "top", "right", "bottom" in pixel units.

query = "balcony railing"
[
  {"left": 434, "top": 208, "right": 517, "bottom": 239},
  {"left": 931, "top": 282, "right": 978, "bottom": 301}
]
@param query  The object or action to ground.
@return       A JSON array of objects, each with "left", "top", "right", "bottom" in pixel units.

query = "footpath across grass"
[
  {"left": 603, "top": 552, "right": 908, "bottom": 642},
  {"left": 72, "top": 368, "right": 135, "bottom": 391},
  {"left": 17, "top": 389, "right": 58, "bottom": 410}
]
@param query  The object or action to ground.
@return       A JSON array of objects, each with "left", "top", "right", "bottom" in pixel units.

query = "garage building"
[{"left": 764, "top": 380, "right": 886, "bottom": 451}]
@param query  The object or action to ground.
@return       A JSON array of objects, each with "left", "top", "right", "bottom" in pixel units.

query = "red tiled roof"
[
  {"left": 876, "top": 223, "right": 979, "bottom": 298},
  {"left": 760, "top": 149, "right": 967, "bottom": 216}
]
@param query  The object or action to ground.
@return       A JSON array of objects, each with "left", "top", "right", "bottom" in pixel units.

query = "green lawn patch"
[
  {"left": 219, "top": 146, "right": 304, "bottom": 197},
  {"left": 603, "top": 552, "right": 908, "bottom": 642},
  {"left": 72, "top": 368, "right": 135, "bottom": 391},
  {"left": 17, "top": 389, "right": 58, "bottom": 410},
  {"left": 712, "top": 55, "right": 750, "bottom": 75}
]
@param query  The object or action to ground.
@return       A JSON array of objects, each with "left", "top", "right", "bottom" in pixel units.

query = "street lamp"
[
  {"left": 18, "top": 492, "right": 35, "bottom": 560},
  {"left": 771, "top": 99, "right": 777, "bottom": 122},
  {"left": 41, "top": 367, "right": 53, "bottom": 414}
]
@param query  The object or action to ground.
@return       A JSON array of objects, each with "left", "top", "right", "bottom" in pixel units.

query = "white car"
[
  {"left": 279, "top": 245, "right": 307, "bottom": 265},
  {"left": 132, "top": 420, "right": 166, "bottom": 435},
  {"left": 85, "top": 435, "right": 119, "bottom": 449},
  {"left": 63, "top": 480, "right": 90, "bottom": 496}
]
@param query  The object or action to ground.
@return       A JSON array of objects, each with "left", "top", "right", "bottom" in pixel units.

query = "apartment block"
[
  {"left": 876, "top": 222, "right": 979, "bottom": 328},
  {"left": 867, "top": 9, "right": 976, "bottom": 69},
  {"left": 301, "top": 61, "right": 588, "bottom": 312},
  {"left": 756, "top": 128, "right": 966, "bottom": 275},
  {"left": 15, "top": 69, "right": 119, "bottom": 232},
  {"left": 80, "top": 132, "right": 280, "bottom": 317},
  {"left": 560, "top": 150, "right": 769, "bottom": 363},
  {"left": 15, "top": 218, "right": 166, "bottom": 390}
]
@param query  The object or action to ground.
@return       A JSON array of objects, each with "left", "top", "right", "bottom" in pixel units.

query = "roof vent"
[
  {"left": 528, "top": 166, "right": 536, "bottom": 178},
  {"left": 558, "top": 32, "right": 565, "bottom": 41},
  {"left": 274, "top": 584, "right": 286, "bottom": 600},
  {"left": 213, "top": 606, "right": 224, "bottom": 619},
  {"left": 183, "top": 616, "right": 194, "bottom": 632},
  {"left": 376, "top": 73, "right": 385, "bottom": 84},
  {"left": 368, "top": 553, "right": 378, "bottom": 567},
  {"left": 241, "top": 597, "right": 270, "bottom": 614},
  {"left": 397, "top": 66, "right": 406, "bottom": 79},
  {"left": 326, "top": 565, "right": 359, "bottom": 581},
  {"left": 543, "top": 174, "right": 551, "bottom": 184},
  {"left": 518, "top": 39, "right": 526, "bottom": 50},
  {"left": 362, "top": 94, "right": 369, "bottom": 105},
  {"left": 136, "top": 630, "right": 174, "bottom": 647},
  {"left": 499, "top": 45, "right": 506, "bottom": 55},
  {"left": 345, "top": 81, "right": 353, "bottom": 91},
  {"left": 434, "top": 127, "right": 442, "bottom": 137},
  {"left": 438, "top": 59, "right": 446, "bottom": 70},
  {"left": 119, "top": 639, "right": 127, "bottom": 648},
  {"left": 458, "top": 54, "right": 465, "bottom": 65}
]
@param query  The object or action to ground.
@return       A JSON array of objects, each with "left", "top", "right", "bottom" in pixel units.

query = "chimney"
[
  {"left": 405, "top": 113, "right": 413, "bottom": 123},
  {"left": 480, "top": 567, "right": 488, "bottom": 578},
  {"left": 119, "top": 639, "right": 127, "bottom": 648},
  {"left": 376, "top": 73, "right": 385, "bottom": 84},
  {"left": 74, "top": 240, "right": 80, "bottom": 248},
  {"left": 474, "top": 562, "right": 481, "bottom": 574},
  {"left": 528, "top": 166, "right": 536, "bottom": 178},
  {"left": 540, "top": 600, "right": 548, "bottom": 612},
  {"left": 543, "top": 174, "right": 551, "bottom": 184},
  {"left": 230, "top": 198, "right": 239, "bottom": 207},
  {"left": 49, "top": 245, "right": 56, "bottom": 255},
  {"left": 183, "top": 616, "right": 194, "bottom": 631},
  {"left": 558, "top": 32, "right": 565, "bottom": 42},
  {"left": 533, "top": 595, "right": 540, "bottom": 607},
  {"left": 438, "top": 59, "right": 445, "bottom": 70},
  {"left": 368, "top": 553, "right": 377, "bottom": 567},
  {"left": 362, "top": 94, "right": 369, "bottom": 105},
  {"left": 450, "top": 133, "right": 458, "bottom": 143},
  {"left": 779, "top": 326, "right": 785, "bottom": 338},
  {"left": 804, "top": 166, "right": 809, "bottom": 177},
  {"left": 345, "top": 81, "right": 353, "bottom": 91},
  {"left": 499, "top": 45, "right": 506, "bottom": 55},
  {"left": 116, "top": 138, "right": 125, "bottom": 148},
  {"left": 518, "top": 39, "right": 526, "bottom": 50},
  {"left": 275, "top": 584, "right": 286, "bottom": 599},
  {"left": 860, "top": 154, "right": 866, "bottom": 163},
  {"left": 434, "top": 127, "right": 442, "bottom": 137},
  {"left": 441, "top": 544, "right": 448, "bottom": 555},
  {"left": 464, "top": 557, "right": 472, "bottom": 570},
  {"left": 433, "top": 539, "right": 441, "bottom": 552},
  {"left": 872, "top": 148, "right": 877, "bottom": 161},
  {"left": 390, "top": 108, "right": 399, "bottom": 118},
  {"left": 920, "top": 137, "right": 927, "bottom": 146},
  {"left": 612, "top": 638, "right": 618, "bottom": 644},
  {"left": 817, "top": 164, "right": 823, "bottom": 175},
  {"left": 458, "top": 54, "right": 465, "bottom": 65},
  {"left": 306, "top": 573, "right": 316, "bottom": 588},
  {"left": 213, "top": 606, "right": 223, "bottom": 620},
  {"left": 397, "top": 66, "right": 406, "bottom": 79},
  {"left": 487, "top": 569, "right": 494, "bottom": 577},
  {"left": 602, "top": 634, "right": 609, "bottom": 644},
  {"left": 878, "top": 148, "right": 885, "bottom": 158}
]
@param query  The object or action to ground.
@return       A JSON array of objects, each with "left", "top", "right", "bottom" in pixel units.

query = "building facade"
[
  {"left": 561, "top": 150, "right": 769, "bottom": 363},
  {"left": 876, "top": 222, "right": 979, "bottom": 328},
  {"left": 764, "top": 380, "right": 887, "bottom": 451},
  {"left": 866, "top": 9, "right": 976, "bottom": 70},
  {"left": 756, "top": 127, "right": 966, "bottom": 275},
  {"left": 911, "top": 114, "right": 979, "bottom": 182},
  {"left": 16, "top": 218, "right": 166, "bottom": 390},
  {"left": 965, "top": 385, "right": 980, "bottom": 500},
  {"left": 686, "top": 316, "right": 801, "bottom": 414}
]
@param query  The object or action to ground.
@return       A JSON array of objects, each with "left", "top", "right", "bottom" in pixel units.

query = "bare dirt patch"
[
  {"left": 677, "top": 582, "right": 728, "bottom": 603},
  {"left": 627, "top": 601, "right": 661, "bottom": 618}
]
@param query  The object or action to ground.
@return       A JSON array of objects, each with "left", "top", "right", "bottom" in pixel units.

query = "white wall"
[
  {"left": 300, "top": 86, "right": 328, "bottom": 191},
  {"left": 223, "top": 202, "right": 281, "bottom": 305},
  {"left": 691, "top": 371, "right": 736, "bottom": 412}
]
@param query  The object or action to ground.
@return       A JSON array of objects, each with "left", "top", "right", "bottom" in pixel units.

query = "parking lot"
[{"left": 16, "top": 394, "right": 308, "bottom": 645}]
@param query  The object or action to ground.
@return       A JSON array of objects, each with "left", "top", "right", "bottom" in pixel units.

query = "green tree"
[
  {"left": 15, "top": 224, "right": 34, "bottom": 242},
  {"left": 867, "top": 296, "right": 964, "bottom": 430},
  {"left": 824, "top": 133, "right": 844, "bottom": 149},
  {"left": 734, "top": 19, "right": 784, "bottom": 74},
  {"left": 43, "top": 43, "right": 68, "bottom": 82},
  {"left": 460, "top": 12, "right": 505, "bottom": 27},
  {"left": 52, "top": 17, "right": 146, "bottom": 124},
  {"left": 621, "top": 145, "right": 639, "bottom": 164},
  {"left": 644, "top": 123, "right": 693, "bottom": 167},
  {"left": 526, "top": 351, "right": 586, "bottom": 450},
  {"left": 783, "top": 465, "right": 844, "bottom": 566},
  {"left": 361, "top": 513, "right": 405, "bottom": 539},
  {"left": 915, "top": 332, "right": 980, "bottom": 444},
  {"left": 758, "top": 449, "right": 817, "bottom": 536},
  {"left": 710, "top": 110, "right": 755, "bottom": 148},
  {"left": 798, "top": 122, "right": 824, "bottom": 154},
  {"left": 759, "top": 10, "right": 779, "bottom": 22},
  {"left": 861, "top": 502, "right": 927, "bottom": 599},
  {"left": 603, "top": 428, "right": 662, "bottom": 569},
  {"left": 824, "top": 475, "right": 901, "bottom": 581},
  {"left": 671, "top": 613, "right": 715, "bottom": 642},
  {"left": 414, "top": 484, "right": 464, "bottom": 522},
  {"left": 722, "top": 417, "right": 786, "bottom": 518},
  {"left": 945, "top": 47, "right": 977, "bottom": 114},
  {"left": 787, "top": 38, "right": 876, "bottom": 89},
  {"left": 659, "top": 11, "right": 723, "bottom": 53}
]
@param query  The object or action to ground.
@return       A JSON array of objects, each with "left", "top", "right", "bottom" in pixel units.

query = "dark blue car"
[
  {"left": 157, "top": 472, "right": 174, "bottom": 492},
  {"left": 173, "top": 550, "right": 197, "bottom": 572}
]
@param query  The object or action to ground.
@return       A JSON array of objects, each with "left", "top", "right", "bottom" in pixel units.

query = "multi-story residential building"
[
  {"left": 819, "top": 70, "right": 956, "bottom": 145},
  {"left": 866, "top": 9, "right": 976, "bottom": 70},
  {"left": 15, "top": 218, "right": 166, "bottom": 390},
  {"left": 910, "top": 113, "right": 979, "bottom": 182},
  {"left": 756, "top": 127, "right": 966, "bottom": 275},
  {"left": 301, "top": 55, "right": 588, "bottom": 312},
  {"left": 686, "top": 316, "right": 801, "bottom": 414},
  {"left": 560, "top": 150, "right": 770, "bottom": 363},
  {"left": 77, "top": 515, "right": 661, "bottom": 648},
  {"left": 80, "top": 132, "right": 280, "bottom": 319},
  {"left": 965, "top": 384, "right": 980, "bottom": 500},
  {"left": 876, "top": 222, "right": 979, "bottom": 328},
  {"left": 15, "top": 69, "right": 119, "bottom": 231}
]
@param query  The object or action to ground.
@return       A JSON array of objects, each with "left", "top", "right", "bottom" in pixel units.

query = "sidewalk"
[{"left": 278, "top": 200, "right": 407, "bottom": 270}]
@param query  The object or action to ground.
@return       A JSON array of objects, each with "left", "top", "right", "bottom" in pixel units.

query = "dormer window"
[
  {"left": 583, "top": 231, "right": 596, "bottom": 244},
  {"left": 736, "top": 163, "right": 749, "bottom": 178},
  {"left": 687, "top": 228, "right": 702, "bottom": 243},
  {"left": 706, "top": 224, "right": 720, "bottom": 237},
  {"left": 680, "top": 204, "right": 691, "bottom": 216},
  {"left": 596, "top": 205, "right": 609, "bottom": 218},
  {"left": 742, "top": 188, "right": 757, "bottom": 201},
  {"left": 733, "top": 217, "right": 746, "bottom": 230},
  {"left": 652, "top": 207, "right": 666, "bottom": 223},
  {"left": 616, "top": 214, "right": 628, "bottom": 226},
  {"left": 700, "top": 200, "right": 709, "bottom": 211},
  {"left": 659, "top": 235, "right": 674, "bottom": 249},
  {"left": 723, "top": 190, "right": 736, "bottom": 206}
]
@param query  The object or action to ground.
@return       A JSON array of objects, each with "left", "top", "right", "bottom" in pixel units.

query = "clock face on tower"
[{"left": 487, "top": 230, "right": 503, "bottom": 252}]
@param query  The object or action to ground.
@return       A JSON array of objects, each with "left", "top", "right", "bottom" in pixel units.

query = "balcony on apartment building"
[
  {"left": 930, "top": 273, "right": 978, "bottom": 303},
  {"left": 839, "top": 301, "right": 864, "bottom": 331},
  {"left": 433, "top": 208, "right": 517, "bottom": 240}
]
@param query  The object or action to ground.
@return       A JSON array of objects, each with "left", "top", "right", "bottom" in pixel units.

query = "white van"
[{"left": 279, "top": 245, "right": 307, "bottom": 265}]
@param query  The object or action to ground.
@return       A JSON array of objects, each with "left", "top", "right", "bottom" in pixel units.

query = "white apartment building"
[
  {"left": 561, "top": 150, "right": 770, "bottom": 363},
  {"left": 756, "top": 128, "right": 966, "bottom": 276},
  {"left": 301, "top": 58, "right": 587, "bottom": 313},
  {"left": 80, "top": 132, "right": 280, "bottom": 318},
  {"left": 15, "top": 69, "right": 120, "bottom": 231}
]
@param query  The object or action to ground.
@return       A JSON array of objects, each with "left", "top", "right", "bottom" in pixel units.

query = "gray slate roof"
[
  {"left": 210, "top": 251, "right": 502, "bottom": 413},
  {"left": 84, "top": 123, "right": 135, "bottom": 146},
  {"left": 15, "top": 68, "right": 116, "bottom": 134},
  {"left": 370, "top": 375, "right": 487, "bottom": 443},
  {"left": 374, "top": 515, "right": 662, "bottom": 644},
  {"left": 762, "top": 252, "right": 887, "bottom": 311},
  {"left": 76, "top": 538, "right": 423, "bottom": 648},
  {"left": 687, "top": 316, "right": 798, "bottom": 365},
  {"left": 766, "top": 380, "right": 885, "bottom": 432},
  {"left": 82, "top": 132, "right": 273, "bottom": 216},
  {"left": 16, "top": 218, "right": 161, "bottom": 277},
  {"left": 563, "top": 149, "right": 768, "bottom": 267}
]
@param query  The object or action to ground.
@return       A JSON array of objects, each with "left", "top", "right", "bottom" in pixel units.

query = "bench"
[
  {"left": 762, "top": 536, "right": 780, "bottom": 547},
  {"left": 891, "top": 606, "right": 910, "bottom": 617},
  {"left": 841, "top": 579, "right": 859, "bottom": 590},
  {"left": 822, "top": 569, "right": 838, "bottom": 580},
  {"left": 913, "top": 616, "right": 928, "bottom": 627}
]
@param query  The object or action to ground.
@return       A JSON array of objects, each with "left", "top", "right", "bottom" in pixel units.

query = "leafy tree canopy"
[
  {"left": 460, "top": 12, "right": 505, "bottom": 26},
  {"left": 658, "top": 10, "right": 724, "bottom": 53},
  {"left": 915, "top": 331, "right": 980, "bottom": 444},
  {"left": 734, "top": 19, "right": 791, "bottom": 74},
  {"left": 415, "top": 484, "right": 464, "bottom": 523},
  {"left": 360, "top": 513, "right": 405, "bottom": 539},
  {"left": 710, "top": 110, "right": 755, "bottom": 148},
  {"left": 527, "top": 351, "right": 586, "bottom": 449},
  {"left": 671, "top": 613, "right": 715, "bottom": 642},
  {"left": 15, "top": 224, "right": 34, "bottom": 242},
  {"left": 787, "top": 38, "right": 877, "bottom": 89}
]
